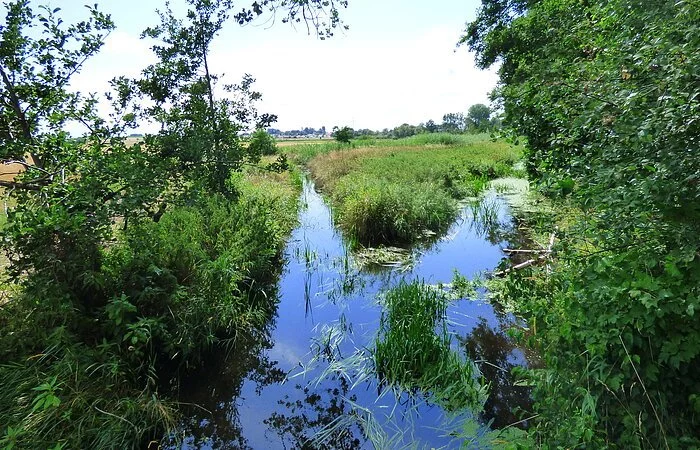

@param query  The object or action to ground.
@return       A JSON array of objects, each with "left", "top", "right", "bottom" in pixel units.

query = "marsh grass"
[
  {"left": 374, "top": 281, "right": 485, "bottom": 412},
  {"left": 288, "top": 134, "right": 522, "bottom": 246},
  {"left": 332, "top": 177, "right": 457, "bottom": 246}
]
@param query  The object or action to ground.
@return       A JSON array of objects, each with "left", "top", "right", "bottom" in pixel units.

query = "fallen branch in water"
[
  {"left": 502, "top": 248, "right": 550, "bottom": 254},
  {"left": 495, "top": 232, "right": 556, "bottom": 277}
]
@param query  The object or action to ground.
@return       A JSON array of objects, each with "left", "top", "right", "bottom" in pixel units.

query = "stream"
[{"left": 169, "top": 179, "right": 536, "bottom": 449}]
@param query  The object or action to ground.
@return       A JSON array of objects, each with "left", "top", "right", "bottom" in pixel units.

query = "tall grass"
[
  {"left": 374, "top": 281, "right": 485, "bottom": 411},
  {"left": 0, "top": 341, "right": 177, "bottom": 449},
  {"left": 292, "top": 133, "right": 521, "bottom": 246},
  {"left": 332, "top": 176, "right": 456, "bottom": 246}
]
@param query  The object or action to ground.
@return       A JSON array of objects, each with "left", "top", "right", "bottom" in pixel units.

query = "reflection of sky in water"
[{"left": 177, "top": 181, "right": 531, "bottom": 449}]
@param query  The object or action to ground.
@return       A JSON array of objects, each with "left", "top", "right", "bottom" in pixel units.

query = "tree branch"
[
  {"left": 0, "top": 64, "right": 34, "bottom": 143},
  {"left": 2, "top": 159, "right": 52, "bottom": 175},
  {"left": 0, "top": 179, "right": 42, "bottom": 191}
]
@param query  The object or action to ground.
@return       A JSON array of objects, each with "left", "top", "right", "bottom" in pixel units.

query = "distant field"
[
  {"left": 276, "top": 138, "right": 328, "bottom": 147},
  {"left": 288, "top": 133, "right": 523, "bottom": 246}
]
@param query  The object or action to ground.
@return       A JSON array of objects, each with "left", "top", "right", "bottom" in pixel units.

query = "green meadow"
[{"left": 285, "top": 133, "right": 522, "bottom": 246}]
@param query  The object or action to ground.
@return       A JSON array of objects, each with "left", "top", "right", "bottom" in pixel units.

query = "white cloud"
[
  {"left": 64, "top": 10, "right": 498, "bottom": 134},
  {"left": 71, "top": 31, "right": 154, "bottom": 95},
  {"left": 209, "top": 25, "right": 498, "bottom": 130}
]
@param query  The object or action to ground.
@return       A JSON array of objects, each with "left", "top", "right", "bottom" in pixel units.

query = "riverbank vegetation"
[
  {"left": 466, "top": 0, "right": 700, "bottom": 447},
  {"left": 0, "top": 0, "right": 342, "bottom": 448},
  {"left": 286, "top": 134, "right": 522, "bottom": 246}
]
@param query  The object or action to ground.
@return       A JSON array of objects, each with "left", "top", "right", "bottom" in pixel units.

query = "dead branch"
[
  {"left": 495, "top": 232, "right": 556, "bottom": 277},
  {"left": 502, "top": 248, "right": 550, "bottom": 254}
]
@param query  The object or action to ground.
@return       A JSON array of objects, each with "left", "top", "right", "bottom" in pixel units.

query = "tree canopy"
[
  {"left": 465, "top": 0, "right": 700, "bottom": 446},
  {"left": 466, "top": 103, "right": 490, "bottom": 132},
  {"left": 0, "top": 1, "right": 348, "bottom": 447}
]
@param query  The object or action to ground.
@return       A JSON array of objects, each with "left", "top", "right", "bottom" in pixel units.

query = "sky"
[{"left": 55, "top": 0, "right": 498, "bottom": 133}]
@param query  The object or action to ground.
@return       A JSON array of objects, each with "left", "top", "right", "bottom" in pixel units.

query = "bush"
[
  {"left": 0, "top": 177, "right": 299, "bottom": 448},
  {"left": 332, "top": 126, "right": 353, "bottom": 144},
  {"left": 248, "top": 128, "right": 277, "bottom": 156}
]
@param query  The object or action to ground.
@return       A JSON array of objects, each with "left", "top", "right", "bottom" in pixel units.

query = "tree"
[
  {"left": 392, "top": 123, "right": 417, "bottom": 138},
  {"left": 332, "top": 125, "right": 353, "bottom": 143},
  {"left": 248, "top": 128, "right": 277, "bottom": 155},
  {"left": 425, "top": 119, "right": 439, "bottom": 133},
  {"left": 465, "top": 0, "right": 700, "bottom": 446},
  {"left": 111, "top": 1, "right": 274, "bottom": 198},
  {"left": 466, "top": 103, "right": 490, "bottom": 132},
  {"left": 0, "top": 1, "right": 133, "bottom": 311},
  {"left": 441, "top": 113, "right": 466, "bottom": 133},
  {"left": 0, "top": 1, "right": 114, "bottom": 184}
]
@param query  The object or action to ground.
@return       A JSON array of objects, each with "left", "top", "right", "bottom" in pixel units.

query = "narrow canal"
[{"left": 170, "top": 179, "right": 535, "bottom": 449}]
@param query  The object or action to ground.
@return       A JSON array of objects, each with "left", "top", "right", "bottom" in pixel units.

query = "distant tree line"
[
  {"left": 267, "top": 126, "right": 327, "bottom": 138},
  {"left": 326, "top": 103, "right": 500, "bottom": 142}
]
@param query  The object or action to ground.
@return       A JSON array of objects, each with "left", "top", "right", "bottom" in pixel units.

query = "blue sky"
[{"left": 57, "top": 0, "right": 497, "bottom": 132}]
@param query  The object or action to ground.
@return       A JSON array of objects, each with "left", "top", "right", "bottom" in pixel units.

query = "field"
[
  {"left": 276, "top": 138, "right": 329, "bottom": 147},
  {"left": 283, "top": 133, "right": 522, "bottom": 246}
]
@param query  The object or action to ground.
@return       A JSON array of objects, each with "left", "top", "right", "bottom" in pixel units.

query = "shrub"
[
  {"left": 0, "top": 177, "right": 299, "bottom": 448},
  {"left": 248, "top": 128, "right": 277, "bottom": 156}
]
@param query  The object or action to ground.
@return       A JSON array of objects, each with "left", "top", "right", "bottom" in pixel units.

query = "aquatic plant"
[
  {"left": 373, "top": 281, "right": 486, "bottom": 411},
  {"left": 332, "top": 177, "right": 458, "bottom": 246}
]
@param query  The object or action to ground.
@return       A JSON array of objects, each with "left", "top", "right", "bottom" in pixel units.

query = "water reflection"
[
  {"left": 169, "top": 325, "right": 284, "bottom": 449},
  {"left": 265, "top": 375, "right": 367, "bottom": 449},
  {"left": 171, "top": 179, "right": 539, "bottom": 448},
  {"left": 458, "top": 318, "right": 533, "bottom": 429}
]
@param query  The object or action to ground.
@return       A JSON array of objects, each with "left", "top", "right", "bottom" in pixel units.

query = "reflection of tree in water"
[
  {"left": 265, "top": 374, "right": 367, "bottom": 449},
  {"left": 458, "top": 318, "right": 533, "bottom": 429},
  {"left": 169, "top": 322, "right": 285, "bottom": 449}
]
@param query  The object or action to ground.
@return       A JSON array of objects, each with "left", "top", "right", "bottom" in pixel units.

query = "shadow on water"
[
  {"left": 457, "top": 318, "right": 536, "bottom": 430},
  {"left": 169, "top": 178, "right": 538, "bottom": 449}
]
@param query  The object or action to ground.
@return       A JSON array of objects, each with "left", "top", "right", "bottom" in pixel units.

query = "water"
[{"left": 170, "top": 180, "right": 535, "bottom": 449}]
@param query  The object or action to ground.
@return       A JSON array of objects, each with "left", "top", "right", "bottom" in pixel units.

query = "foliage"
[
  {"left": 248, "top": 128, "right": 278, "bottom": 156},
  {"left": 0, "top": 1, "right": 114, "bottom": 175},
  {"left": 374, "top": 281, "right": 485, "bottom": 411},
  {"left": 391, "top": 122, "right": 419, "bottom": 138},
  {"left": 466, "top": 103, "right": 491, "bottom": 132},
  {"left": 113, "top": 0, "right": 280, "bottom": 198},
  {"left": 442, "top": 112, "right": 467, "bottom": 133},
  {"left": 0, "top": 174, "right": 299, "bottom": 448},
  {"left": 332, "top": 125, "right": 354, "bottom": 144},
  {"left": 465, "top": 0, "right": 700, "bottom": 446}
]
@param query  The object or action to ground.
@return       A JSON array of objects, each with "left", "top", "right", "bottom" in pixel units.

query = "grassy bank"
[
  {"left": 0, "top": 170, "right": 299, "bottom": 449},
  {"left": 285, "top": 133, "right": 521, "bottom": 246}
]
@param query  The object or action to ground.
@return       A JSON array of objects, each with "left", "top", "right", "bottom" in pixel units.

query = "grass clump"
[
  {"left": 332, "top": 177, "right": 456, "bottom": 246},
  {"left": 374, "top": 281, "right": 485, "bottom": 411}
]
